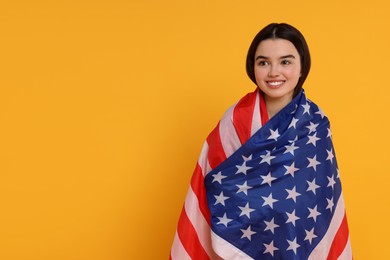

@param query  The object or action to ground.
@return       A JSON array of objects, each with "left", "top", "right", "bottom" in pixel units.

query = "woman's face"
[{"left": 254, "top": 39, "right": 301, "bottom": 104}]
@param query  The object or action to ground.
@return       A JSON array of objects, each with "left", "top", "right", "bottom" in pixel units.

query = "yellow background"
[{"left": 0, "top": 0, "right": 388, "bottom": 259}]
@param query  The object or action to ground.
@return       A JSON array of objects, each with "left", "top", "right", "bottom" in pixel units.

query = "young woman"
[{"left": 171, "top": 23, "right": 352, "bottom": 260}]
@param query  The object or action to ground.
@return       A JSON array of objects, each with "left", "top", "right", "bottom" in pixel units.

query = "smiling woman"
[
  {"left": 254, "top": 39, "right": 302, "bottom": 118},
  {"left": 170, "top": 23, "right": 352, "bottom": 259}
]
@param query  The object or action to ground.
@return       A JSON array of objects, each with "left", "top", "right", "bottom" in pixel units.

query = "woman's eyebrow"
[
  {"left": 255, "top": 55, "right": 268, "bottom": 61},
  {"left": 255, "top": 54, "right": 296, "bottom": 61},
  {"left": 280, "top": 55, "right": 296, "bottom": 59}
]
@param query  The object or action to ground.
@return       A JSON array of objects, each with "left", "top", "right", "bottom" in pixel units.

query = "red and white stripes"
[{"left": 171, "top": 89, "right": 266, "bottom": 259}]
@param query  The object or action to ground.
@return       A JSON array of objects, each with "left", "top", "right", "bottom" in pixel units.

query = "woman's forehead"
[{"left": 255, "top": 39, "right": 299, "bottom": 57}]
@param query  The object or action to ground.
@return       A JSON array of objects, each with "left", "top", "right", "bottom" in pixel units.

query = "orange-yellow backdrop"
[{"left": 0, "top": 0, "right": 389, "bottom": 259}]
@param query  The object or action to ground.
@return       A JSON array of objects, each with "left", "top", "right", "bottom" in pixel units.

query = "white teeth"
[{"left": 268, "top": 81, "right": 284, "bottom": 86}]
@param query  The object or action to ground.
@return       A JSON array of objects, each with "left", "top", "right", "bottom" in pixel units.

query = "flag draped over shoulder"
[{"left": 170, "top": 88, "right": 352, "bottom": 260}]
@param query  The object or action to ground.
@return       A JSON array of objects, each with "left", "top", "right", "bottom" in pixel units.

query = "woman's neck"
[{"left": 263, "top": 93, "right": 293, "bottom": 119}]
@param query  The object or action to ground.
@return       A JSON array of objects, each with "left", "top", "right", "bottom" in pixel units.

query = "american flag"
[{"left": 170, "top": 89, "right": 351, "bottom": 259}]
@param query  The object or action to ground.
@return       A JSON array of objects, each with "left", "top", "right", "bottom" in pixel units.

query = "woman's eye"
[
  {"left": 281, "top": 60, "right": 291, "bottom": 65},
  {"left": 258, "top": 61, "right": 268, "bottom": 66}
]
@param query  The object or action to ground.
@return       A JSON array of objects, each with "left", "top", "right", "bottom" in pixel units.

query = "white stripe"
[
  {"left": 219, "top": 104, "right": 242, "bottom": 158},
  {"left": 171, "top": 231, "right": 191, "bottom": 260},
  {"left": 211, "top": 231, "right": 254, "bottom": 259},
  {"left": 338, "top": 236, "right": 352, "bottom": 260},
  {"left": 184, "top": 187, "right": 219, "bottom": 259},
  {"left": 308, "top": 194, "right": 346, "bottom": 260},
  {"left": 250, "top": 90, "right": 262, "bottom": 136},
  {"left": 198, "top": 141, "right": 213, "bottom": 176},
  {"left": 205, "top": 159, "right": 212, "bottom": 177}
]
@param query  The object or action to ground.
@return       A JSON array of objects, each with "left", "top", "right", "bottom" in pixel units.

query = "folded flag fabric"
[{"left": 171, "top": 88, "right": 352, "bottom": 259}]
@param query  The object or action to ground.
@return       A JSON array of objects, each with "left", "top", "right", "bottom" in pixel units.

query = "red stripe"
[
  {"left": 177, "top": 208, "right": 210, "bottom": 259},
  {"left": 326, "top": 212, "right": 350, "bottom": 260},
  {"left": 206, "top": 122, "right": 227, "bottom": 169},
  {"left": 191, "top": 163, "right": 211, "bottom": 225},
  {"left": 233, "top": 90, "right": 257, "bottom": 144},
  {"left": 259, "top": 92, "right": 269, "bottom": 126}
]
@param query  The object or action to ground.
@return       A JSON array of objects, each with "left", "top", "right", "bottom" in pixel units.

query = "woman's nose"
[{"left": 268, "top": 65, "right": 280, "bottom": 77}]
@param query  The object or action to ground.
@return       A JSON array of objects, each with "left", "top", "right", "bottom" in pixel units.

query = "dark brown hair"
[{"left": 246, "top": 23, "right": 311, "bottom": 97}]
